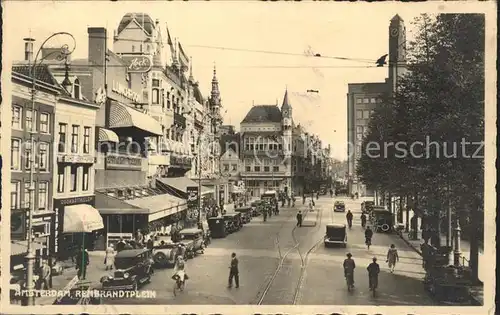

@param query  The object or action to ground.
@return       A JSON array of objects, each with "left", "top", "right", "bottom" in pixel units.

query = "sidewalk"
[
  {"left": 396, "top": 229, "right": 484, "bottom": 305},
  {"left": 34, "top": 251, "right": 111, "bottom": 305}
]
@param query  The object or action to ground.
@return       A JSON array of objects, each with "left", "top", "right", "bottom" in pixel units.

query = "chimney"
[
  {"left": 88, "top": 27, "right": 107, "bottom": 67},
  {"left": 23, "top": 37, "right": 35, "bottom": 63}
]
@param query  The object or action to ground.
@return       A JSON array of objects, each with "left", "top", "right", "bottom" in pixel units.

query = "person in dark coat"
[
  {"left": 228, "top": 252, "right": 239, "bottom": 288},
  {"left": 367, "top": 257, "right": 380, "bottom": 290},
  {"left": 76, "top": 249, "right": 89, "bottom": 280},
  {"left": 116, "top": 238, "right": 126, "bottom": 252},
  {"left": 296, "top": 211, "right": 303, "bottom": 227}
]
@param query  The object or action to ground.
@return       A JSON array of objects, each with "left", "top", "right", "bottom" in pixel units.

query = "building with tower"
[
  {"left": 347, "top": 14, "right": 407, "bottom": 196},
  {"left": 239, "top": 90, "right": 293, "bottom": 198}
]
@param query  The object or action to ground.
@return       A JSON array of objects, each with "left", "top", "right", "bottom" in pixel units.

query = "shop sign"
[
  {"left": 186, "top": 186, "right": 199, "bottom": 208},
  {"left": 58, "top": 195, "right": 95, "bottom": 206},
  {"left": 106, "top": 154, "right": 142, "bottom": 170},
  {"left": 111, "top": 81, "right": 141, "bottom": 103},
  {"left": 11, "top": 212, "right": 26, "bottom": 239},
  {"left": 121, "top": 55, "right": 153, "bottom": 73},
  {"left": 57, "top": 154, "right": 94, "bottom": 164}
]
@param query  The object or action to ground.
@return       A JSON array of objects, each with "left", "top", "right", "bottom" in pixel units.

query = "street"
[{"left": 103, "top": 196, "right": 436, "bottom": 305}]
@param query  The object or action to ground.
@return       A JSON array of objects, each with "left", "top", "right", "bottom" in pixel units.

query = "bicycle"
[
  {"left": 369, "top": 276, "right": 378, "bottom": 297},
  {"left": 172, "top": 271, "right": 187, "bottom": 296},
  {"left": 345, "top": 272, "right": 354, "bottom": 292},
  {"left": 365, "top": 237, "right": 372, "bottom": 250}
]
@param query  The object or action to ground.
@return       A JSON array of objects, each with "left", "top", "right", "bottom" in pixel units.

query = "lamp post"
[{"left": 22, "top": 32, "right": 75, "bottom": 306}]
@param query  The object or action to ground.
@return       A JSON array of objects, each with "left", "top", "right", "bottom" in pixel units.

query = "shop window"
[
  {"left": 12, "top": 106, "right": 22, "bottom": 129},
  {"left": 57, "top": 165, "right": 65, "bottom": 193},
  {"left": 11, "top": 139, "right": 21, "bottom": 170},
  {"left": 70, "top": 165, "right": 78, "bottom": 192},
  {"left": 11, "top": 181, "right": 21, "bottom": 210},
  {"left": 39, "top": 142, "right": 49, "bottom": 171},
  {"left": 82, "top": 166, "right": 90, "bottom": 191},
  {"left": 38, "top": 182, "right": 48, "bottom": 210},
  {"left": 40, "top": 113, "right": 50, "bottom": 133},
  {"left": 59, "top": 123, "right": 67, "bottom": 153}
]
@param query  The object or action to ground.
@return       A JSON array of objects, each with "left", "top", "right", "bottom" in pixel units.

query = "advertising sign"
[
  {"left": 187, "top": 186, "right": 199, "bottom": 208},
  {"left": 121, "top": 55, "right": 153, "bottom": 73}
]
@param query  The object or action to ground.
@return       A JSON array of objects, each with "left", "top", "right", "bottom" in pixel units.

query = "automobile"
[
  {"left": 334, "top": 201, "right": 346, "bottom": 212},
  {"left": 207, "top": 217, "right": 227, "bottom": 238},
  {"left": 361, "top": 201, "right": 375, "bottom": 213},
  {"left": 324, "top": 224, "right": 347, "bottom": 248},
  {"left": 234, "top": 206, "right": 252, "bottom": 224},
  {"left": 261, "top": 190, "right": 278, "bottom": 203},
  {"left": 223, "top": 213, "right": 242, "bottom": 233},
  {"left": 152, "top": 240, "right": 181, "bottom": 268},
  {"left": 101, "top": 248, "right": 154, "bottom": 291},
  {"left": 369, "top": 208, "right": 393, "bottom": 233},
  {"left": 178, "top": 228, "right": 205, "bottom": 257},
  {"left": 250, "top": 200, "right": 263, "bottom": 216}
]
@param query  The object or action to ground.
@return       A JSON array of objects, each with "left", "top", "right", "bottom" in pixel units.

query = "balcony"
[
  {"left": 170, "top": 155, "right": 192, "bottom": 169},
  {"left": 242, "top": 149, "right": 283, "bottom": 157},
  {"left": 174, "top": 112, "right": 186, "bottom": 129}
]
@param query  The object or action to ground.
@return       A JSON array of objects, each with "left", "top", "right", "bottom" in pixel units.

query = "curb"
[{"left": 396, "top": 230, "right": 422, "bottom": 256}]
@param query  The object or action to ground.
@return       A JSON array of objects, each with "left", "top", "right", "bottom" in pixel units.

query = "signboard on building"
[
  {"left": 121, "top": 55, "right": 153, "bottom": 73},
  {"left": 11, "top": 212, "right": 26, "bottom": 240},
  {"left": 106, "top": 154, "right": 142, "bottom": 170},
  {"left": 57, "top": 155, "right": 94, "bottom": 164},
  {"left": 186, "top": 186, "right": 199, "bottom": 208},
  {"left": 111, "top": 81, "right": 141, "bottom": 103}
]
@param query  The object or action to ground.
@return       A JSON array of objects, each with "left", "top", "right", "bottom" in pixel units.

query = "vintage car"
[
  {"left": 234, "top": 206, "right": 253, "bottom": 224},
  {"left": 223, "top": 212, "right": 242, "bottom": 233},
  {"left": 334, "top": 201, "right": 346, "bottom": 212},
  {"left": 324, "top": 224, "right": 347, "bottom": 248},
  {"left": 261, "top": 190, "right": 278, "bottom": 203},
  {"left": 152, "top": 240, "right": 181, "bottom": 268},
  {"left": 361, "top": 201, "right": 375, "bottom": 214},
  {"left": 101, "top": 249, "right": 154, "bottom": 291},
  {"left": 370, "top": 207, "right": 394, "bottom": 233},
  {"left": 250, "top": 200, "right": 263, "bottom": 216},
  {"left": 178, "top": 228, "right": 205, "bottom": 257},
  {"left": 207, "top": 217, "right": 227, "bottom": 238}
]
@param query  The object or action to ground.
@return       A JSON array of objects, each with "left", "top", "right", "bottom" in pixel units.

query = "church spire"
[
  {"left": 188, "top": 56, "right": 194, "bottom": 83},
  {"left": 281, "top": 88, "right": 292, "bottom": 111},
  {"left": 210, "top": 62, "right": 220, "bottom": 105}
]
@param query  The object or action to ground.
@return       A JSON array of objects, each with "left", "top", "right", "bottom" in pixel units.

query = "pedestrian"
[
  {"left": 275, "top": 202, "right": 279, "bottom": 215},
  {"left": 346, "top": 210, "right": 353, "bottom": 228},
  {"left": 75, "top": 248, "right": 89, "bottom": 280},
  {"left": 367, "top": 257, "right": 380, "bottom": 291},
  {"left": 386, "top": 244, "right": 399, "bottom": 273},
  {"left": 104, "top": 244, "right": 115, "bottom": 271},
  {"left": 296, "top": 210, "right": 303, "bottom": 227},
  {"left": 136, "top": 229, "right": 144, "bottom": 245},
  {"left": 228, "top": 252, "right": 239, "bottom": 288},
  {"left": 116, "top": 238, "right": 126, "bottom": 252},
  {"left": 303, "top": 195, "right": 306, "bottom": 205},
  {"left": 37, "top": 259, "right": 51, "bottom": 290}
]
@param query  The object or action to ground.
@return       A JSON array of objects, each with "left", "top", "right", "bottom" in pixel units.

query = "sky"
[{"left": 3, "top": 2, "right": 463, "bottom": 160}]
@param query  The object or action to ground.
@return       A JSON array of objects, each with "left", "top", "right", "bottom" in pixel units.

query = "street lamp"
[{"left": 22, "top": 32, "right": 76, "bottom": 306}]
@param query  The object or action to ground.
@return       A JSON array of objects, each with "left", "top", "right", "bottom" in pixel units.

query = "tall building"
[
  {"left": 347, "top": 14, "right": 407, "bottom": 196},
  {"left": 240, "top": 90, "right": 293, "bottom": 198}
]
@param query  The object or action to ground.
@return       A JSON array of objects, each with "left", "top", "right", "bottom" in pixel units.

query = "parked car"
[
  {"left": 152, "top": 241, "right": 180, "bottom": 268},
  {"left": 223, "top": 213, "right": 242, "bottom": 233},
  {"left": 101, "top": 249, "right": 154, "bottom": 291},
  {"left": 361, "top": 201, "right": 375, "bottom": 214},
  {"left": 334, "top": 201, "right": 346, "bottom": 212},
  {"left": 178, "top": 228, "right": 205, "bottom": 257},
  {"left": 207, "top": 217, "right": 227, "bottom": 238},
  {"left": 234, "top": 206, "right": 252, "bottom": 224},
  {"left": 324, "top": 224, "right": 347, "bottom": 248},
  {"left": 250, "top": 201, "right": 262, "bottom": 216}
]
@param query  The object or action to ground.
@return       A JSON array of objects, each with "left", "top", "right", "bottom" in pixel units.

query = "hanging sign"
[
  {"left": 186, "top": 186, "right": 199, "bottom": 208},
  {"left": 121, "top": 55, "right": 153, "bottom": 73}
]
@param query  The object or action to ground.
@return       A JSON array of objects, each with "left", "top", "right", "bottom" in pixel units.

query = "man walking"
[
  {"left": 367, "top": 257, "right": 380, "bottom": 291},
  {"left": 76, "top": 248, "right": 89, "bottom": 280},
  {"left": 296, "top": 210, "right": 303, "bottom": 227},
  {"left": 228, "top": 252, "right": 239, "bottom": 288},
  {"left": 37, "top": 259, "right": 51, "bottom": 290}
]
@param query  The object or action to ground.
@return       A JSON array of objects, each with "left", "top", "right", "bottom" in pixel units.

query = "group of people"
[{"left": 343, "top": 244, "right": 400, "bottom": 291}]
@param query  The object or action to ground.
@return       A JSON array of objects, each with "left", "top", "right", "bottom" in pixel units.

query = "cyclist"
[
  {"left": 343, "top": 253, "right": 356, "bottom": 290},
  {"left": 365, "top": 226, "right": 373, "bottom": 249},
  {"left": 346, "top": 210, "right": 353, "bottom": 228}
]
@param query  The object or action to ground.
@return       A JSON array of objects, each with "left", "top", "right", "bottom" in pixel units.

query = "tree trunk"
[{"left": 405, "top": 194, "right": 410, "bottom": 232}]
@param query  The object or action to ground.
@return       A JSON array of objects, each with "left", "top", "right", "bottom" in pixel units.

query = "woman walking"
[
  {"left": 386, "top": 244, "right": 399, "bottom": 273},
  {"left": 104, "top": 244, "right": 116, "bottom": 270}
]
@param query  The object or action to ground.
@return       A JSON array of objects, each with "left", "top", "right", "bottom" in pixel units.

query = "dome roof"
[{"left": 241, "top": 105, "right": 282, "bottom": 124}]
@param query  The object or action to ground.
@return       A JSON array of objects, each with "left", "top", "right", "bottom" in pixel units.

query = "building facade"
[{"left": 347, "top": 14, "right": 407, "bottom": 197}]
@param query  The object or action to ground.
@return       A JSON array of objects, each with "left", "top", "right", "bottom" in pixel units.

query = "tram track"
[{"left": 256, "top": 204, "right": 324, "bottom": 305}]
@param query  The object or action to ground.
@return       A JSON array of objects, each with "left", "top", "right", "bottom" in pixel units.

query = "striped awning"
[
  {"left": 109, "top": 101, "right": 162, "bottom": 136},
  {"left": 98, "top": 128, "right": 119, "bottom": 143}
]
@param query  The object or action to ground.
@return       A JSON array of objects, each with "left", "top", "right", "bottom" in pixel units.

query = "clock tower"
[
  {"left": 281, "top": 89, "right": 293, "bottom": 196},
  {"left": 388, "top": 14, "right": 408, "bottom": 94}
]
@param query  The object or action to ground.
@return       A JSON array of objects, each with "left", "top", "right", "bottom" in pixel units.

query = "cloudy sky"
[{"left": 3, "top": 2, "right": 487, "bottom": 160}]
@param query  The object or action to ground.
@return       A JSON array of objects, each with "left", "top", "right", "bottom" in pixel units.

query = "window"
[
  {"left": 357, "top": 133, "right": 363, "bottom": 140},
  {"left": 40, "top": 113, "right": 50, "bottom": 133},
  {"left": 254, "top": 166, "right": 260, "bottom": 172},
  {"left": 73, "top": 78, "right": 81, "bottom": 99},
  {"left": 59, "top": 123, "right": 67, "bottom": 153},
  {"left": 363, "top": 98, "right": 370, "bottom": 104},
  {"left": 167, "top": 92, "right": 171, "bottom": 109},
  {"left": 12, "top": 106, "right": 22, "bottom": 129},
  {"left": 356, "top": 145, "right": 362, "bottom": 158},
  {"left": 273, "top": 166, "right": 279, "bottom": 172},
  {"left": 356, "top": 126, "right": 363, "bottom": 134},
  {"left": 363, "top": 110, "right": 371, "bottom": 119},
  {"left": 245, "top": 166, "right": 251, "bottom": 172},
  {"left": 83, "top": 127, "right": 91, "bottom": 154},
  {"left": 356, "top": 110, "right": 363, "bottom": 119},
  {"left": 11, "top": 182, "right": 20, "bottom": 210},
  {"left": 24, "top": 182, "right": 32, "bottom": 209},
  {"left": 127, "top": 73, "right": 132, "bottom": 89},
  {"left": 152, "top": 79, "right": 160, "bottom": 104},
  {"left": 231, "top": 164, "right": 237, "bottom": 171},
  {"left": 264, "top": 166, "right": 270, "bottom": 172},
  {"left": 70, "top": 165, "right": 78, "bottom": 192},
  {"left": 224, "top": 164, "right": 229, "bottom": 171},
  {"left": 132, "top": 45, "right": 135, "bottom": 52},
  {"left": 370, "top": 110, "right": 375, "bottom": 116},
  {"left": 26, "top": 109, "right": 37, "bottom": 131},
  {"left": 71, "top": 125, "right": 79, "bottom": 153},
  {"left": 38, "top": 182, "right": 48, "bottom": 210},
  {"left": 82, "top": 166, "right": 90, "bottom": 191},
  {"left": 57, "top": 165, "right": 65, "bottom": 193},
  {"left": 370, "top": 98, "right": 376, "bottom": 103},
  {"left": 356, "top": 98, "right": 363, "bottom": 104},
  {"left": 11, "top": 139, "right": 20, "bottom": 170},
  {"left": 25, "top": 141, "right": 34, "bottom": 170},
  {"left": 39, "top": 142, "right": 48, "bottom": 171}
]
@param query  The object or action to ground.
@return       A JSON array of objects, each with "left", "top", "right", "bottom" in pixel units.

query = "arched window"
[{"left": 73, "top": 78, "right": 81, "bottom": 99}]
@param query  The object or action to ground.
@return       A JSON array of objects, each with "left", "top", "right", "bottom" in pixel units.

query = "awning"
[
  {"left": 11, "top": 241, "right": 45, "bottom": 256},
  {"left": 98, "top": 128, "right": 119, "bottom": 143},
  {"left": 109, "top": 101, "right": 162, "bottom": 136},
  {"left": 63, "top": 204, "right": 104, "bottom": 233},
  {"left": 157, "top": 177, "right": 214, "bottom": 195}
]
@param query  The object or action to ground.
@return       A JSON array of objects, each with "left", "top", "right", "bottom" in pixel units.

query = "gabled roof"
[
  {"left": 281, "top": 90, "right": 292, "bottom": 110},
  {"left": 220, "top": 133, "right": 239, "bottom": 155},
  {"left": 241, "top": 105, "right": 282, "bottom": 124},
  {"left": 12, "top": 64, "right": 60, "bottom": 87},
  {"left": 221, "top": 147, "right": 238, "bottom": 160},
  {"left": 117, "top": 13, "right": 155, "bottom": 36}
]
